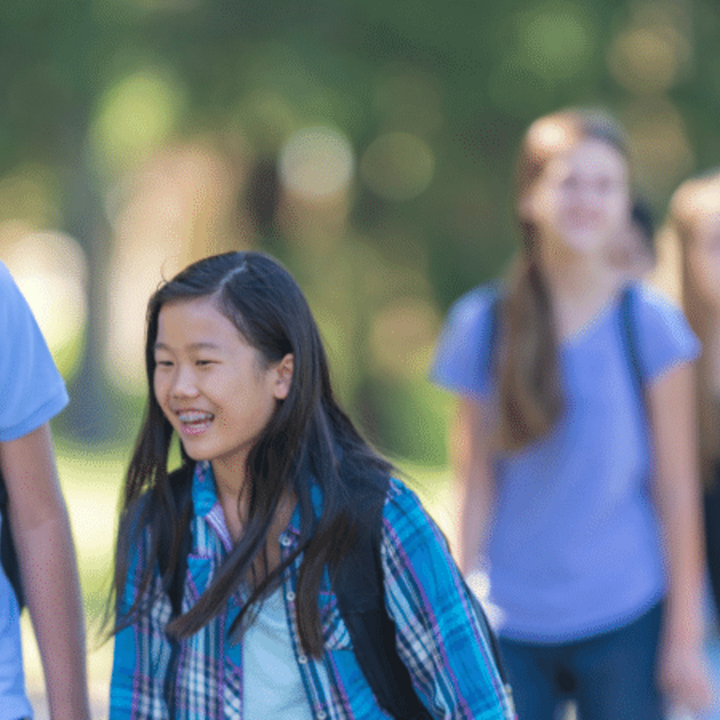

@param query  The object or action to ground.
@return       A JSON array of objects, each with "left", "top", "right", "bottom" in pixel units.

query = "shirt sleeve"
[
  {"left": 381, "top": 479, "right": 514, "bottom": 720},
  {"left": 0, "top": 262, "right": 68, "bottom": 441},
  {"left": 430, "top": 287, "right": 498, "bottom": 398},
  {"left": 110, "top": 517, "right": 173, "bottom": 720},
  {"left": 634, "top": 284, "right": 701, "bottom": 382}
]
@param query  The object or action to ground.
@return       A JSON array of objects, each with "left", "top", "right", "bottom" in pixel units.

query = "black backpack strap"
[
  {"left": 332, "top": 484, "right": 431, "bottom": 720},
  {"left": 619, "top": 285, "right": 647, "bottom": 416},
  {"left": 482, "top": 282, "right": 503, "bottom": 378},
  {"left": 157, "top": 465, "right": 193, "bottom": 713},
  {"left": 0, "top": 470, "right": 23, "bottom": 609},
  {"left": 157, "top": 465, "right": 193, "bottom": 617}
]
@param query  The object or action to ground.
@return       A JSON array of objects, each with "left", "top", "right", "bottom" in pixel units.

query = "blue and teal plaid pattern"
[{"left": 110, "top": 461, "right": 514, "bottom": 719}]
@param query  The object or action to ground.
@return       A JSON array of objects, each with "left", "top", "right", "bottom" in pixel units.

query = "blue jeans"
[{"left": 499, "top": 603, "right": 663, "bottom": 720}]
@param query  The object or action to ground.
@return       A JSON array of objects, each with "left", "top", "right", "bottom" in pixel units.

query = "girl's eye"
[
  {"left": 196, "top": 359, "right": 215, "bottom": 367},
  {"left": 156, "top": 359, "right": 174, "bottom": 368}
]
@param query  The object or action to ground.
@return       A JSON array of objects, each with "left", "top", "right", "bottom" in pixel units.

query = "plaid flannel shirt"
[{"left": 110, "top": 461, "right": 514, "bottom": 719}]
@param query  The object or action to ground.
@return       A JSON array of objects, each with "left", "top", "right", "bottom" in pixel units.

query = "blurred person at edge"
[
  {"left": 659, "top": 170, "right": 720, "bottom": 634},
  {"left": 431, "top": 109, "right": 711, "bottom": 719},
  {"left": 0, "top": 261, "right": 90, "bottom": 719}
]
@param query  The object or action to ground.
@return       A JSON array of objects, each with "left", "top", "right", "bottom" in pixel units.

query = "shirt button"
[
  {"left": 298, "top": 655, "right": 308, "bottom": 664},
  {"left": 317, "top": 712, "right": 327, "bottom": 719},
  {"left": 280, "top": 534, "right": 292, "bottom": 547},
  {"left": 287, "top": 591, "right": 296, "bottom": 602}
]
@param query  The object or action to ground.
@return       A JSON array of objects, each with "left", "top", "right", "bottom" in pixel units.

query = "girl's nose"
[{"left": 171, "top": 365, "right": 199, "bottom": 398}]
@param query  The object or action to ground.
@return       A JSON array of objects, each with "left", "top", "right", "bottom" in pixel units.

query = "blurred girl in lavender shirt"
[{"left": 432, "top": 109, "right": 710, "bottom": 719}]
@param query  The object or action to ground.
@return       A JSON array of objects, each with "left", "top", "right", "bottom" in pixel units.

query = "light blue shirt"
[
  {"left": 0, "top": 261, "right": 69, "bottom": 718},
  {"left": 243, "top": 588, "right": 313, "bottom": 720},
  {"left": 432, "top": 283, "right": 700, "bottom": 642}
]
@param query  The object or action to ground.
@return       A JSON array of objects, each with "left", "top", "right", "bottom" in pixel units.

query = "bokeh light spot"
[
  {"left": 370, "top": 297, "right": 441, "bottom": 378},
  {"left": 360, "top": 133, "right": 434, "bottom": 202},
  {"left": 90, "top": 68, "right": 187, "bottom": 176},
  {"left": 518, "top": 1, "right": 596, "bottom": 81},
  {"left": 279, "top": 126, "right": 355, "bottom": 200}
]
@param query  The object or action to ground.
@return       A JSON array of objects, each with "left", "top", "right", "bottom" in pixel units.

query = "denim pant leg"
[
  {"left": 570, "top": 603, "right": 663, "bottom": 720},
  {"left": 499, "top": 637, "right": 562, "bottom": 720},
  {"left": 704, "top": 483, "right": 720, "bottom": 620}
]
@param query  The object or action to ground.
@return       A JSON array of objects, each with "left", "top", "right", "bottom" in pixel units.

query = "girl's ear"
[{"left": 273, "top": 354, "right": 294, "bottom": 400}]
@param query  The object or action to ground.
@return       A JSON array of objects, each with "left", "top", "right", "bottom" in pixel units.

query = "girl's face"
[
  {"left": 524, "top": 138, "right": 631, "bottom": 259},
  {"left": 153, "top": 297, "right": 292, "bottom": 474},
  {"left": 688, "top": 209, "right": 720, "bottom": 310}
]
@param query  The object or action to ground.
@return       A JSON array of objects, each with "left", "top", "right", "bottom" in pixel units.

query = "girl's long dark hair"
[{"left": 112, "top": 251, "right": 392, "bottom": 657}]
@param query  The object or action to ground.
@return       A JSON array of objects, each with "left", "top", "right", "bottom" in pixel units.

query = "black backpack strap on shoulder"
[
  {"left": 332, "top": 481, "right": 431, "bottom": 720},
  {"left": 483, "top": 282, "right": 503, "bottom": 378},
  {"left": 158, "top": 464, "right": 194, "bottom": 617},
  {"left": 619, "top": 285, "right": 647, "bottom": 417},
  {"left": 157, "top": 464, "right": 193, "bottom": 714},
  {"left": 0, "top": 470, "right": 23, "bottom": 609}
]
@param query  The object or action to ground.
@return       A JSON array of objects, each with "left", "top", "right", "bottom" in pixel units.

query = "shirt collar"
[
  {"left": 190, "top": 460, "right": 322, "bottom": 548},
  {"left": 191, "top": 460, "right": 218, "bottom": 518}
]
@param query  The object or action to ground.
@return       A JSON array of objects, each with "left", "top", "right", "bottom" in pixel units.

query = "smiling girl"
[
  {"left": 108, "top": 251, "right": 513, "bottom": 719},
  {"left": 432, "top": 109, "right": 711, "bottom": 718}
]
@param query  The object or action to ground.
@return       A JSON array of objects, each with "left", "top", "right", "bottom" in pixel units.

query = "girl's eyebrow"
[{"left": 154, "top": 341, "right": 222, "bottom": 351}]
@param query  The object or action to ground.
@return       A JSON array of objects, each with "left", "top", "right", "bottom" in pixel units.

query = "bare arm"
[
  {"left": 451, "top": 397, "right": 496, "bottom": 575},
  {"left": 649, "top": 362, "right": 711, "bottom": 712},
  {"left": 0, "top": 424, "right": 90, "bottom": 720}
]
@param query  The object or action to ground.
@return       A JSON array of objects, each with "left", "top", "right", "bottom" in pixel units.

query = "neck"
[
  {"left": 211, "top": 457, "right": 251, "bottom": 531},
  {"left": 210, "top": 457, "right": 296, "bottom": 547},
  {"left": 539, "top": 239, "right": 617, "bottom": 305},
  {"left": 537, "top": 237, "right": 622, "bottom": 340}
]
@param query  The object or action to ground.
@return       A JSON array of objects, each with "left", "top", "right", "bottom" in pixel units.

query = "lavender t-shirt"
[{"left": 431, "top": 283, "right": 699, "bottom": 643}]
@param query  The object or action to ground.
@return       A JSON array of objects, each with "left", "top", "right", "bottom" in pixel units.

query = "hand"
[{"left": 659, "top": 636, "right": 713, "bottom": 714}]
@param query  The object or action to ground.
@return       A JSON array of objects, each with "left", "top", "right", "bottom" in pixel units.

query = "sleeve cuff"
[{"left": 0, "top": 386, "right": 69, "bottom": 442}]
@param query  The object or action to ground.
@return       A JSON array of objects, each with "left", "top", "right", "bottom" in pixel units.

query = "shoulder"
[
  {"left": 383, "top": 476, "right": 428, "bottom": 523},
  {"left": 431, "top": 283, "right": 502, "bottom": 397},
  {"left": 0, "top": 259, "right": 44, "bottom": 336},
  {"left": 0, "top": 260, "right": 12, "bottom": 288},
  {"left": 0, "top": 261, "right": 28, "bottom": 320},
  {"left": 380, "top": 477, "right": 448, "bottom": 557},
  {"left": 626, "top": 282, "right": 700, "bottom": 379},
  {"left": 630, "top": 282, "right": 688, "bottom": 326},
  {"left": 0, "top": 261, "right": 68, "bottom": 440},
  {"left": 443, "top": 284, "right": 501, "bottom": 336}
]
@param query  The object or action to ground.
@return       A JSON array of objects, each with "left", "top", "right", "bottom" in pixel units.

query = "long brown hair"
[
  {"left": 497, "top": 109, "right": 631, "bottom": 451},
  {"left": 664, "top": 171, "right": 720, "bottom": 485}
]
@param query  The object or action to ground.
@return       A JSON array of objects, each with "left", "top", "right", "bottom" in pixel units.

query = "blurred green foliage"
[{"left": 1, "top": 0, "right": 719, "bottom": 465}]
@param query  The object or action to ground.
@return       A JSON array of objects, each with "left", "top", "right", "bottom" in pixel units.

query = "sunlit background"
[{"left": 0, "top": 0, "right": 718, "bottom": 715}]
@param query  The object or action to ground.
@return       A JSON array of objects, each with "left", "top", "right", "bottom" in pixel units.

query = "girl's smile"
[{"left": 174, "top": 409, "right": 214, "bottom": 436}]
